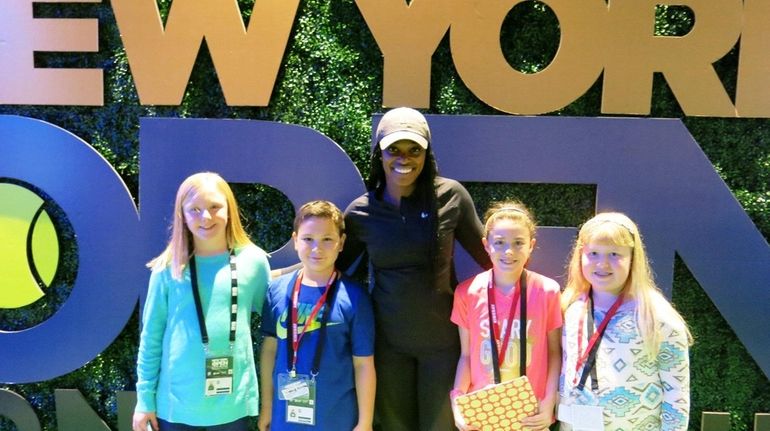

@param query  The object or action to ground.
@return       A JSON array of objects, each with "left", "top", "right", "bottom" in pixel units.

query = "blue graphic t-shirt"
[{"left": 261, "top": 271, "right": 375, "bottom": 430}]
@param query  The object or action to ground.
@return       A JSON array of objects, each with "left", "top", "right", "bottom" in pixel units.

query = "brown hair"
[
  {"left": 293, "top": 200, "right": 345, "bottom": 235},
  {"left": 483, "top": 200, "right": 536, "bottom": 239}
]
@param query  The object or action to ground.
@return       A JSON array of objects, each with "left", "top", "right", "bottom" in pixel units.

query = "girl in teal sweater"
[{"left": 133, "top": 172, "right": 270, "bottom": 431}]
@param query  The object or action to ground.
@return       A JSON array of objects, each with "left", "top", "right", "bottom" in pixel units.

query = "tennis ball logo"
[{"left": 0, "top": 183, "right": 60, "bottom": 309}]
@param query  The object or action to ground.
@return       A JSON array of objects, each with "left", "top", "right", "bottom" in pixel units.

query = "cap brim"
[{"left": 378, "top": 131, "right": 429, "bottom": 150}]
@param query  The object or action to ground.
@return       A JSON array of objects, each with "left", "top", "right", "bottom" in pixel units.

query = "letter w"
[{"left": 112, "top": 0, "right": 299, "bottom": 105}]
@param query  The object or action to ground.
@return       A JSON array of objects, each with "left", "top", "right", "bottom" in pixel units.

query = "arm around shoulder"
[
  {"left": 270, "top": 262, "right": 302, "bottom": 280},
  {"left": 337, "top": 204, "right": 367, "bottom": 274},
  {"left": 449, "top": 180, "right": 491, "bottom": 270}
]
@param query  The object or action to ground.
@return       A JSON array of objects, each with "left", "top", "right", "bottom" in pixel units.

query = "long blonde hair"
[
  {"left": 147, "top": 172, "right": 253, "bottom": 279},
  {"left": 562, "top": 212, "right": 692, "bottom": 357}
]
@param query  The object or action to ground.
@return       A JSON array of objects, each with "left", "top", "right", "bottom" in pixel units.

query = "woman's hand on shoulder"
[{"left": 269, "top": 262, "right": 302, "bottom": 280}]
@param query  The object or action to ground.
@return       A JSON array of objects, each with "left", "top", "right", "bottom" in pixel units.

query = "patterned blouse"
[{"left": 559, "top": 298, "right": 690, "bottom": 431}]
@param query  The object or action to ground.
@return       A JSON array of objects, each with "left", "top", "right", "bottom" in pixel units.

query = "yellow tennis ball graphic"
[{"left": 0, "top": 183, "right": 59, "bottom": 309}]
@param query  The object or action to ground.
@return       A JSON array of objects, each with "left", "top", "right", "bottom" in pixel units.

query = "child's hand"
[
  {"left": 452, "top": 382, "right": 495, "bottom": 429},
  {"left": 452, "top": 411, "right": 479, "bottom": 430},
  {"left": 519, "top": 411, "right": 551, "bottom": 430},
  {"left": 519, "top": 399, "right": 555, "bottom": 430},
  {"left": 450, "top": 394, "right": 479, "bottom": 431},
  {"left": 257, "top": 413, "right": 271, "bottom": 431},
  {"left": 132, "top": 411, "right": 158, "bottom": 431}
]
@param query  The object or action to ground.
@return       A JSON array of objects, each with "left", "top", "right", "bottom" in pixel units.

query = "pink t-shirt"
[{"left": 451, "top": 269, "right": 562, "bottom": 400}]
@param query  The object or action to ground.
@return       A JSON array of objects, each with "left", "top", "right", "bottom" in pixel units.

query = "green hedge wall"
[{"left": 1, "top": 1, "right": 769, "bottom": 430}]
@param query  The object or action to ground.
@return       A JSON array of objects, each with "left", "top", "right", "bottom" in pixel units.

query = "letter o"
[
  {"left": 449, "top": 0, "right": 606, "bottom": 114},
  {"left": 0, "top": 116, "right": 143, "bottom": 383}
]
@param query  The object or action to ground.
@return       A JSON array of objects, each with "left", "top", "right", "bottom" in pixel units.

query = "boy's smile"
[{"left": 293, "top": 216, "right": 345, "bottom": 284}]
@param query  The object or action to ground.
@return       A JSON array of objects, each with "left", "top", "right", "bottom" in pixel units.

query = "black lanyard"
[
  {"left": 189, "top": 250, "right": 238, "bottom": 348},
  {"left": 577, "top": 291, "right": 608, "bottom": 392},
  {"left": 486, "top": 270, "right": 528, "bottom": 384},
  {"left": 286, "top": 271, "right": 339, "bottom": 377}
]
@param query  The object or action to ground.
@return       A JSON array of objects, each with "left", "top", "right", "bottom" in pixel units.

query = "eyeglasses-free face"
[
  {"left": 483, "top": 218, "right": 535, "bottom": 284},
  {"left": 580, "top": 241, "right": 633, "bottom": 296},
  {"left": 293, "top": 216, "right": 346, "bottom": 281},
  {"left": 381, "top": 140, "right": 427, "bottom": 196},
  {"left": 183, "top": 184, "right": 229, "bottom": 253}
]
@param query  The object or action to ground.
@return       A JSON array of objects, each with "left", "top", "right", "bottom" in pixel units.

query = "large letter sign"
[
  {"left": 1, "top": 115, "right": 769, "bottom": 386},
  {"left": 5, "top": 0, "right": 770, "bottom": 115},
  {"left": 0, "top": 115, "right": 366, "bottom": 383},
  {"left": 136, "top": 118, "right": 368, "bottom": 275},
  {"left": 0, "top": 0, "right": 103, "bottom": 106},
  {"left": 427, "top": 115, "right": 770, "bottom": 376},
  {"left": 111, "top": 0, "right": 300, "bottom": 106},
  {"left": 0, "top": 116, "right": 142, "bottom": 382}
]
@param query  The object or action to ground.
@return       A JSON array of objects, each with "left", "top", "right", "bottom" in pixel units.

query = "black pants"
[{"left": 374, "top": 336, "right": 460, "bottom": 431}]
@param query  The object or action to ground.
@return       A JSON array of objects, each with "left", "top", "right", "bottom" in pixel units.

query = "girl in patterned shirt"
[{"left": 559, "top": 212, "right": 692, "bottom": 431}]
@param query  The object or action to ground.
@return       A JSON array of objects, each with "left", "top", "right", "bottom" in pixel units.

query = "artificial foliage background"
[{"left": 2, "top": 1, "right": 769, "bottom": 430}]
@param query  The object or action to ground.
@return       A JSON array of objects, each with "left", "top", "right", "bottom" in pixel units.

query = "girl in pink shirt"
[{"left": 450, "top": 201, "right": 562, "bottom": 430}]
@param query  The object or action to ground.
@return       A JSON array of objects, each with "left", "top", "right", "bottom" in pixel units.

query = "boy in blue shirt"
[{"left": 259, "top": 200, "right": 375, "bottom": 431}]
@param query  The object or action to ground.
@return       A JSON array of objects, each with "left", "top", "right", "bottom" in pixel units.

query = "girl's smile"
[
  {"left": 580, "top": 240, "right": 632, "bottom": 296},
  {"left": 183, "top": 184, "right": 229, "bottom": 254},
  {"left": 483, "top": 218, "right": 535, "bottom": 287}
]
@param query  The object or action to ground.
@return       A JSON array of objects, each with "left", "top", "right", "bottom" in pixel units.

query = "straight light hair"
[
  {"left": 562, "top": 212, "right": 692, "bottom": 357},
  {"left": 147, "top": 172, "right": 253, "bottom": 280}
]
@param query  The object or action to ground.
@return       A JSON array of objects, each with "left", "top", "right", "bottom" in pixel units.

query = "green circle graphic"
[{"left": 0, "top": 183, "right": 60, "bottom": 309}]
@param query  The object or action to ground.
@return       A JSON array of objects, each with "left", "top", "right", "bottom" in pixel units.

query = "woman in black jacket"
[{"left": 337, "top": 107, "right": 491, "bottom": 431}]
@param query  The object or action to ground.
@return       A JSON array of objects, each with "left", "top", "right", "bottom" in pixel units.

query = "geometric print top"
[{"left": 559, "top": 299, "right": 690, "bottom": 431}]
